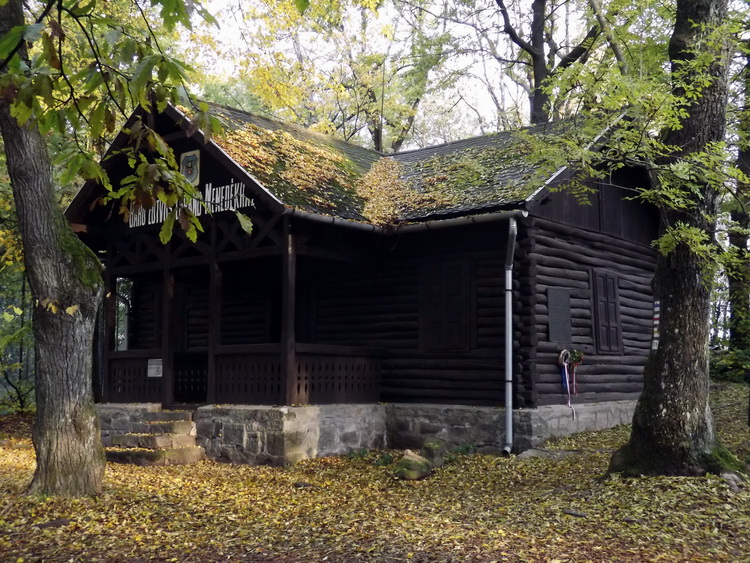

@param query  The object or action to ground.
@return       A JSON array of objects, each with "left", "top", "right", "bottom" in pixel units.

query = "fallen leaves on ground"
[{"left": 1, "top": 384, "right": 749, "bottom": 562}]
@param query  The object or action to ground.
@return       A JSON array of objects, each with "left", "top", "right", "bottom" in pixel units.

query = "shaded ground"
[
  {"left": 1, "top": 384, "right": 749, "bottom": 562},
  {"left": 0, "top": 411, "right": 33, "bottom": 440}
]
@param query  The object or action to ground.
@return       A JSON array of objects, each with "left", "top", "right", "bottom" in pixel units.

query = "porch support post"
[
  {"left": 161, "top": 257, "right": 175, "bottom": 406},
  {"left": 281, "top": 217, "right": 298, "bottom": 405},
  {"left": 207, "top": 260, "right": 221, "bottom": 404},
  {"left": 101, "top": 267, "right": 116, "bottom": 403}
]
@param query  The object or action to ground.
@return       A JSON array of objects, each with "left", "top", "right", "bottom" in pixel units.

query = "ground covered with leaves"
[{"left": 1, "top": 384, "right": 749, "bottom": 562}]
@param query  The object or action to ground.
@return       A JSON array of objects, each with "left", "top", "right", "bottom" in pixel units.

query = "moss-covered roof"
[{"left": 207, "top": 104, "right": 569, "bottom": 225}]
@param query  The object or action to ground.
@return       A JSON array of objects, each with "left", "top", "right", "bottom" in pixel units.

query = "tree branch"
[
  {"left": 494, "top": 0, "right": 535, "bottom": 56},
  {"left": 0, "top": 0, "right": 56, "bottom": 73},
  {"left": 555, "top": 22, "right": 601, "bottom": 71},
  {"left": 587, "top": 0, "right": 629, "bottom": 75}
]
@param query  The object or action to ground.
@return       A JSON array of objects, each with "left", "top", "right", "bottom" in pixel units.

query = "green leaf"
[
  {"left": 89, "top": 102, "right": 106, "bottom": 139},
  {"left": 235, "top": 211, "right": 253, "bottom": 236},
  {"left": 294, "top": 0, "right": 310, "bottom": 14},
  {"left": 152, "top": 0, "right": 192, "bottom": 31},
  {"left": 69, "top": 0, "right": 97, "bottom": 16},
  {"left": 130, "top": 54, "right": 160, "bottom": 100},
  {"left": 22, "top": 23, "right": 44, "bottom": 43},
  {"left": 9, "top": 101, "right": 33, "bottom": 127},
  {"left": 159, "top": 210, "right": 176, "bottom": 244},
  {"left": 0, "top": 25, "right": 25, "bottom": 59}
]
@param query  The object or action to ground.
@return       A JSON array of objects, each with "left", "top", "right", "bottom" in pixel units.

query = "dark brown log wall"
[
  {"left": 518, "top": 215, "right": 657, "bottom": 406},
  {"left": 127, "top": 277, "right": 161, "bottom": 349},
  {"left": 311, "top": 224, "right": 512, "bottom": 407}
]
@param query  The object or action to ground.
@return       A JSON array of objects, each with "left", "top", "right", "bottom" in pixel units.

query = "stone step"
[
  {"left": 142, "top": 411, "right": 194, "bottom": 423},
  {"left": 105, "top": 446, "right": 205, "bottom": 467},
  {"left": 111, "top": 433, "right": 197, "bottom": 449},
  {"left": 130, "top": 420, "right": 194, "bottom": 435}
]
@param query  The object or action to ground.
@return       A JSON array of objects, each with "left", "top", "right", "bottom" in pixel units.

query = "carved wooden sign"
[{"left": 128, "top": 178, "right": 252, "bottom": 228}]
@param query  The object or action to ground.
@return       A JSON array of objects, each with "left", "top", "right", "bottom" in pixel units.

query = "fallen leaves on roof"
[
  {"left": 356, "top": 158, "right": 454, "bottom": 226},
  {"left": 218, "top": 124, "right": 365, "bottom": 219},
  {"left": 202, "top": 104, "right": 555, "bottom": 224}
]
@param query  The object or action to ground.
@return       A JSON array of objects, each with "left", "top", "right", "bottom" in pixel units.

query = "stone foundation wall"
[
  {"left": 97, "top": 400, "right": 636, "bottom": 465},
  {"left": 385, "top": 404, "right": 507, "bottom": 453},
  {"left": 513, "top": 401, "right": 636, "bottom": 452},
  {"left": 195, "top": 404, "right": 386, "bottom": 465},
  {"left": 97, "top": 403, "right": 162, "bottom": 446},
  {"left": 385, "top": 402, "right": 636, "bottom": 454}
]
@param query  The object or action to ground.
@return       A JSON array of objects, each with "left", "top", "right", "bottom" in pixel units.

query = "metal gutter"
[
  {"left": 503, "top": 216, "right": 520, "bottom": 455},
  {"left": 281, "top": 208, "right": 381, "bottom": 232},
  {"left": 283, "top": 207, "right": 529, "bottom": 234}
]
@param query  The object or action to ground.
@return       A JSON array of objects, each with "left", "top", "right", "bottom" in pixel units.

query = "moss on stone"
[{"left": 393, "top": 450, "right": 433, "bottom": 480}]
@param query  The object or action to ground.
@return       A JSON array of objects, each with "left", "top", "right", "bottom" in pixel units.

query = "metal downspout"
[{"left": 503, "top": 217, "right": 519, "bottom": 455}]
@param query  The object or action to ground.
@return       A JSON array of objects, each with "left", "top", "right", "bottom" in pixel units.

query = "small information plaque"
[{"left": 147, "top": 359, "right": 163, "bottom": 378}]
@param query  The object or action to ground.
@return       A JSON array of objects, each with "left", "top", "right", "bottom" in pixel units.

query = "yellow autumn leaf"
[{"left": 65, "top": 305, "right": 79, "bottom": 316}]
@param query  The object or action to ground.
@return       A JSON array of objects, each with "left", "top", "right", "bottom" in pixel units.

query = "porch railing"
[
  {"left": 108, "top": 349, "right": 162, "bottom": 403},
  {"left": 107, "top": 343, "right": 381, "bottom": 405}
]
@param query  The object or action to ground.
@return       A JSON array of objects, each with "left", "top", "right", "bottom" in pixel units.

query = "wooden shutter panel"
[
  {"left": 594, "top": 271, "right": 621, "bottom": 353},
  {"left": 595, "top": 272, "right": 610, "bottom": 351},
  {"left": 421, "top": 261, "right": 471, "bottom": 352},
  {"left": 421, "top": 265, "right": 444, "bottom": 351},
  {"left": 606, "top": 273, "right": 621, "bottom": 352},
  {"left": 548, "top": 287, "right": 572, "bottom": 343},
  {"left": 445, "top": 263, "right": 470, "bottom": 351}
]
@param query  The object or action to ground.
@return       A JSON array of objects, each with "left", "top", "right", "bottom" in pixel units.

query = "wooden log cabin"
[{"left": 67, "top": 103, "right": 659, "bottom": 453}]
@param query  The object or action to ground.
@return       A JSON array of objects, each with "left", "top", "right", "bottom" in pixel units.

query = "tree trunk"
[
  {"left": 728, "top": 53, "right": 750, "bottom": 351},
  {"left": 729, "top": 206, "right": 750, "bottom": 350},
  {"left": 529, "top": 0, "right": 550, "bottom": 124},
  {"left": 0, "top": 0, "right": 105, "bottom": 496},
  {"left": 609, "top": 0, "right": 739, "bottom": 476}
]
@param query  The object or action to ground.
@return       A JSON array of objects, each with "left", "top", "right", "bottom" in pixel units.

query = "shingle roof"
[{"left": 204, "top": 103, "right": 572, "bottom": 225}]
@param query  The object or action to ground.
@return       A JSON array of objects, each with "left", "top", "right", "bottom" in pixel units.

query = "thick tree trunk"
[
  {"left": 0, "top": 0, "right": 105, "bottom": 496},
  {"left": 529, "top": 0, "right": 550, "bottom": 124},
  {"left": 729, "top": 206, "right": 750, "bottom": 350},
  {"left": 609, "top": 0, "right": 739, "bottom": 476},
  {"left": 728, "top": 54, "right": 750, "bottom": 351}
]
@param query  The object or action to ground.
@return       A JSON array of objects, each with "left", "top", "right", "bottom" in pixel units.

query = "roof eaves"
[
  {"left": 395, "top": 199, "right": 527, "bottom": 224},
  {"left": 65, "top": 107, "right": 147, "bottom": 222},
  {"left": 524, "top": 164, "right": 569, "bottom": 204},
  {"left": 525, "top": 112, "right": 629, "bottom": 204}
]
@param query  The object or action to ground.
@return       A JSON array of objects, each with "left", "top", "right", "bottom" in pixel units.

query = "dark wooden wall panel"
[
  {"left": 220, "top": 264, "right": 278, "bottom": 345},
  {"left": 536, "top": 170, "right": 658, "bottom": 248},
  {"left": 183, "top": 284, "right": 209, "bottom": 351},
  {"left": 311, "top": 225, "right": 510, "bottom": 407},
  {"left": 524, "top": 216, "right": 656, "bottom": 406},
  {"left": 128, "top": 278, "right": 161, "bottom": 349}
]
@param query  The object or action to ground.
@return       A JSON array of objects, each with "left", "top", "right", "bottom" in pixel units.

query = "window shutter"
[
  {"left": 420, "top": 261, "right": 471, "bottom": 352},
  {"left": 548, "top": 287, "right": 572, "bottom": 343},
  {"left": 594, "top": 271, "right": 621, "bottom": 353},
  {"left": 421, "top": 265, "right": 445, "bottom": 350},
  {"left": 606, "top": 273, "right": 621, "bottom": 352}
]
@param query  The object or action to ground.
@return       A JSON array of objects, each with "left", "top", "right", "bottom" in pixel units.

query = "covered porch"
[{"left": 98, "top": 212, "right": 381, "bottom": 407}]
